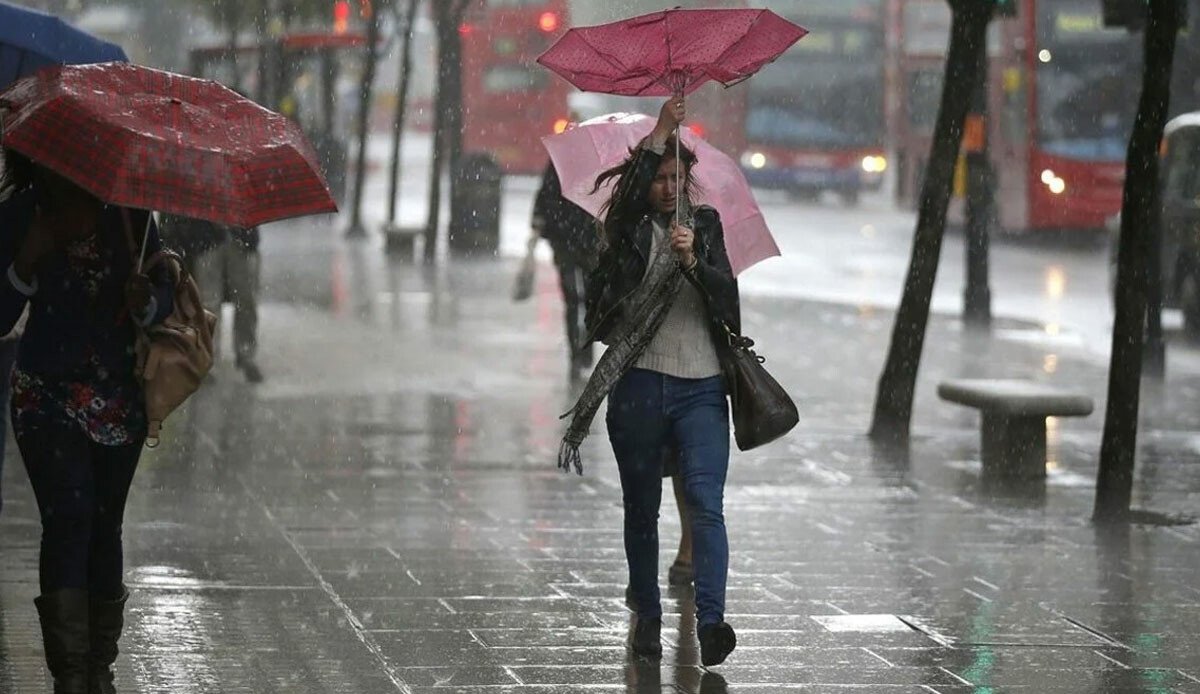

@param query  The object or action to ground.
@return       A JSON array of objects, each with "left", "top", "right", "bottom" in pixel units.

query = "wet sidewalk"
[{"left": 2, "top": 219, "right": 1200, "bottom": 693}]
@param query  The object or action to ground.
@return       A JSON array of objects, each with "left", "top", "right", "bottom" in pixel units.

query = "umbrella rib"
[
  {"left": 660, "top": 11, "right": 692, "bottom": 95},
  {"left": 665, "top": 9, "right": 673, "bottom": 79},
  {"left": 547, "top": 28, "right": 635, "bottom": 90},
  {"left": 705, "top": 10, "right": 772, "bottom": 84}
]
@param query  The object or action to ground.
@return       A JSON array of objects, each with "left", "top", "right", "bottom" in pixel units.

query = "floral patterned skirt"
[{"left": 11, "top": 367, "right": 145, "bottom": 446}]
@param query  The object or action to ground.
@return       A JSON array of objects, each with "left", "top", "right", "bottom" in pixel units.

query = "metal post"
[{"left": 346, "top": 6, "right": 381, "bottom": 239}]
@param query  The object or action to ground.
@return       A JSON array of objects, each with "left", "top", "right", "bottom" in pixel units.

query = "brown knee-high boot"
[
  {"left": 88, "top": 588, "right": 128, "bottom": 694},
  {"left": 34, "top": 590, "right": 90, "bottom": 694}
]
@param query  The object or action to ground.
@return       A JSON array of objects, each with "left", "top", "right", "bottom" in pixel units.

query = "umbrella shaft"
[{"left": 137, "top": 213, "right": 152, "bottom": 274}]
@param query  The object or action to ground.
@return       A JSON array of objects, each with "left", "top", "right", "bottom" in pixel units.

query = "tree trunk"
[
  {"left": 445, "top": 9, "right": 472, "bottom": 243},
  {"left": 424, "top": 1, "right": 471, "bottom": 263},
  {"left": 225, "top": 4, "right": 241, "bottom": 93},
  {"left": 1094, "top": 0, "right": 1181, "bottom": 524},
  {"left": 254, "top": 1, "right": 272, "bottom": 107},
  {"left": 347, "top": 7, "right": 382, "bottom": 238},
  {"left": 423, "top": 13, "right": 451, "bottom": 262},
  {"left": 868, "top": 1, "right": 993, "bottom": 446},
  {"left": 444, "top": 8, "right": 467, "bottom": 194},
  {"left": 387, "top": 0, "right": 420, "bottom": 227}
]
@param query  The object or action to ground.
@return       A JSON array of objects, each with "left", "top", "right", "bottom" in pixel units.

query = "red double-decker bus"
[
  {"left": 460, "top": 0, "right": 570, "bottom": 175},
  {"left": 726, "top": 0, "right": 888, "bottom": 206},
  {"left": 889, "top": 0, "right": 1159, "bottom": 232}
]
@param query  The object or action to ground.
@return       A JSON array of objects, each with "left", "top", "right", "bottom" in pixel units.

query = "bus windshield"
[
  {"left": 745, "top": 20, "right": 883, "bottom": 149},
  {"left": 1035, "top": 0, "right": 1141, "bottom": 161}
]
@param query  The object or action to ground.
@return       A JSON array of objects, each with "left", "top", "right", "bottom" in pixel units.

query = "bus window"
[
  {"left": 906, "top": 69, "right": 942, "bottom": 136},
  {"left": 483, "top": 65, "right": 549, "bottom": 93},
  {"left": 744, "top": 14, "right": 884, "bottom": 150},
  {"left": 1035, "top": 0, "right": 1140, "bottom": 161}
]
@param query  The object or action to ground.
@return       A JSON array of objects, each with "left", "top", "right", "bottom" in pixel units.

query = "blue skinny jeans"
[{"left": 606, "top": 368, "right": 730, "bottom": 628}]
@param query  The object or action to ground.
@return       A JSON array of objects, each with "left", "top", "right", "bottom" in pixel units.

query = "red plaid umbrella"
[
  {"left": 0, "top": 61, "right": 337, "bottom": 228},
  {"left": 536, "top": 8, "right": 807, "bottom": 96}
]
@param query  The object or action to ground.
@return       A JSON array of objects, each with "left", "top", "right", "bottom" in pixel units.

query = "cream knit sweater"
[{"left": 634, "top": 218, "right": 722, "bottom": 379}]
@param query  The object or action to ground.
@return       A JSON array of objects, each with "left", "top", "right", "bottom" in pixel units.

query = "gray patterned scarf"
[{"left": 557, "top": 228, "right": 683, "bottom": 475}]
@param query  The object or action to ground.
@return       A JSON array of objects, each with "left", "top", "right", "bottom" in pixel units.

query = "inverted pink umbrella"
[
  {"left": 542, "top": 112, "right": 778, "bottom": 276},
  {"left": 537, "top": 7, "right": 806, "bottom": 231},
  {"left": 537, "top": 8, "right": 807, "bottom": 96}
]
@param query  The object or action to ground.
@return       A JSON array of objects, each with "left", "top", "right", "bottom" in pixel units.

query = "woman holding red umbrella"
[
  {"left": 0, "top": 58, "right": 334, "bottom": 692},
  {"left": 559, "top": 97, "right": 740, "bottom": 666},
  {"left": 0, "top": 149, "right": 173, "bottom": 694}
]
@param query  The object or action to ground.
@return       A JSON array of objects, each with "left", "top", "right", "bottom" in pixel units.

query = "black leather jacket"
[{"left": 584, "top": 145, "right": 740, "bottom": 350}]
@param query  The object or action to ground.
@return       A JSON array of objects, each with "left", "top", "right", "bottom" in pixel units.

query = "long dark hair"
[
  {"left": 591, "top": 135, "right": 700, "bottom": 245},
  {"left": 0, "top": 147, "right": 34, "bottom": 202}
]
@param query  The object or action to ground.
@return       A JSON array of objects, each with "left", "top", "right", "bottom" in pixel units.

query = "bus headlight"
[
  {"left": 741, "top": 151, "right": 769, "bottom": 169},
  {"left": 1042, "top": 169, "right": 1067, "bottom": 195},
  {"left": 861, "top": 155, "right": 888, "bottom": 173}
]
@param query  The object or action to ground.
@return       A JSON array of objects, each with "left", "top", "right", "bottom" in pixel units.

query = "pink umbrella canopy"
[
  {"left": 536, "top": 8, "right": 807, "bottom": 96},
  {"left": 542, "top": 112, "right": 779, "bottom": 276}
]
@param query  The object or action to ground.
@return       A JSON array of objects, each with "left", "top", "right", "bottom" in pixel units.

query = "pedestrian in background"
[
  {"left": 558, "top": 97, "right": 740, "bottom": 666},
  {"left": 159, "top": 215, "right": 264, "bottom": 383},
  {"left": 0, "top": 148, "right": 175, "bottom": 694},
  {"left": 531, "top": 159, "right": 599, "bottom": 381}
]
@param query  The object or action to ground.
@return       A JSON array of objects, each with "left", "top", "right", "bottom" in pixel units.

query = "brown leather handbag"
[
  {"left": 682, "top": 267, "right": 798, "bottom": 451},
  {"left": 135, "top": 250, "right": 216, "bottom": 446},
  {"left": 721, "top": 329, "right": 798, "bottom": 451},
  {"left": 123, "top": 210, "right": 217, "bottom": 447}
]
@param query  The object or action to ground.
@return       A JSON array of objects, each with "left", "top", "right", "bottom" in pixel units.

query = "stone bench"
[
  {"left": 937, "top": 379, "right": 1094, "bottom": 480},
  {"left": 384, "top": 224, "right": 422, "bottom": 259}
]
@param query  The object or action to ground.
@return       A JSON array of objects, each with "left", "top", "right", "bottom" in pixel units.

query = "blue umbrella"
[{"left": 0, "top": 0, "right": 127, "bottom": 90}]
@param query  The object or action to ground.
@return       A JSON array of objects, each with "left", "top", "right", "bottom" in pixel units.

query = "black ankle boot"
[
  {"left": 89, "top": 588, "right": 128, "bottom": 694},
  {"left": 34, "top": 590, "right": 90, "bottom": 694},
  {"left": 629, "top": 616, "right": 662, "bottom": 658},
  {"left": 698, "top": 621, "right": 736, "bottom": 667}
]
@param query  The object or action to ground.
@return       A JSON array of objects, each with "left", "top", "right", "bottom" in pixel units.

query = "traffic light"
[
  {"left": 995, "top": 0, "right": 1017, "bottom": 18},
  {"left": 538, "top": 11, "right": 559, "bottom": 33},
  {"left": 333, "top": 0, "right": 350, "bottom": 34}
]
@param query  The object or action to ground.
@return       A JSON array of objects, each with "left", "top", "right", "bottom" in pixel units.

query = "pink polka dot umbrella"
[{"left": 537, "top": 7, "right": 807, "bottom": 97}]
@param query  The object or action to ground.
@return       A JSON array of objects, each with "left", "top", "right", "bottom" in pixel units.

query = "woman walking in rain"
[
  {"left": 558, "top": 97, "right": 740, "bottom": 666},
  {"left": 0, "top": 149, "right": 173, "bottom": 694}
]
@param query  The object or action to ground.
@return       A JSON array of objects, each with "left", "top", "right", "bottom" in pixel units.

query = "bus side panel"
[{"left": 461, "top": 1, "right": 570, "bottom": 175}]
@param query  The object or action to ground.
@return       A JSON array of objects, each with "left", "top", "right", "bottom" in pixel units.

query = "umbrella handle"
[
  {"left": 674, "top": 89, "right": 684, "bottom": 230},
  {"left": 675, "top": 123, "right": 681, "bottom": 230}
]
